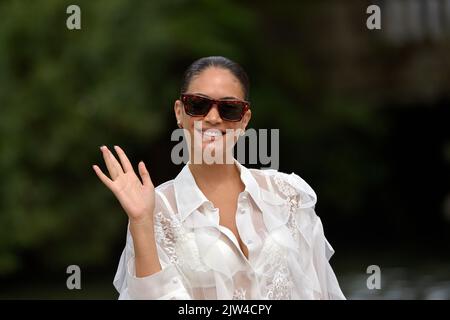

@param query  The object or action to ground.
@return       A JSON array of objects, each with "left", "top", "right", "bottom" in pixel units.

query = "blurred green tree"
[{"left": 0, "top": 0, "right": 448, "bottom": 286}]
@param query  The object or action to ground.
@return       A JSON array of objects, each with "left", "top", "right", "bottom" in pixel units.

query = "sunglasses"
[{"left": 180, "top": 93, "right": 250, "bottom": 122}]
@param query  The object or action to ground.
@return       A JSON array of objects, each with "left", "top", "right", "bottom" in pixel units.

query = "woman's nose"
[{"left": 204, "top": 104, "right": 222, "bottom": 124}]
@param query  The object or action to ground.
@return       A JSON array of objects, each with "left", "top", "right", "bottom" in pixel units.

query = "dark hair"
[{"left": 180, "top": 56, "right": 250, "bottom": 101}]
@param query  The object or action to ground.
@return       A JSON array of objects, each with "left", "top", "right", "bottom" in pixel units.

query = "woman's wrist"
[{"left": 129, "top": 212, "right": 153, "bottom": 226}]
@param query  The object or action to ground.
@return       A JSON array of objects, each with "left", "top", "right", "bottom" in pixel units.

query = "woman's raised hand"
[{"left": 93, "top": 146, "right": 155, "bottom": 224}]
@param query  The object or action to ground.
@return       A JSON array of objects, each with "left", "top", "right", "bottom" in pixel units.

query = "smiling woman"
[{"left": 93, "top": 56, "right": 346, "bottom": 300}]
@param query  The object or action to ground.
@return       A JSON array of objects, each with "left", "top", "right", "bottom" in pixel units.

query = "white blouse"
[{"left": 113, "top": 160, "right": 346, "bottom": 300}]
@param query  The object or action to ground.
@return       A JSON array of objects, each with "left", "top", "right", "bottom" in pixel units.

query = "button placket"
[
  {"left": 238, "top": 191, "right": 249, "bottom": 214},
  {"left": 236, "top": 198, "right": 254, "bottom": 252},
  {"left": 236, "top": 194, "right": 262, "bottom": 259}
]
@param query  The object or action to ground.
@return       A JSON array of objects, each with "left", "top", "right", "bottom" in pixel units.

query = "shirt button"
[
  {"left": 241, "top": 194, "right": 247, "bottom": 201},
  {"left": 246, "top": 239, "right": 253, "bottom": 245},
  {"left": 239, "top": 207, "right": 246, "bottom": 214},
  {"left": 172, "top": 278, "right": 179, "bottom": 284}
]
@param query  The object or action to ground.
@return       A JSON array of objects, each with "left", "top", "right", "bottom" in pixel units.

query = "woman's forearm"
[{"left": 129, "top": 222, "right": 162, "bottom": 277}]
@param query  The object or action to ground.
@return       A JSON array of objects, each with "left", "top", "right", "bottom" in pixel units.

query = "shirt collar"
[{"left": 173, "top": 159, "right": 265, "bottom": 222}]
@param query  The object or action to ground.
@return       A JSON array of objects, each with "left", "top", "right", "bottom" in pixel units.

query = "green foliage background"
[{"left": 0, "top": 0, "right": 449, "bottom": 298}]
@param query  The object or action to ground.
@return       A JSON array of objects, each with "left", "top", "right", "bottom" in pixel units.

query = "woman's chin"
[{"left": 190, "top": 143, "right": 235, "bottom": 164}]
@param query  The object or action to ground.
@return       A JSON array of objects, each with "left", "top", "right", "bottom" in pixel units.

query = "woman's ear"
[
  {"left": 241, "top": 109, "right": 251, "bottom": 131},
  {"left": 174, "top": 100, "right": 183, "bottom": 127}
]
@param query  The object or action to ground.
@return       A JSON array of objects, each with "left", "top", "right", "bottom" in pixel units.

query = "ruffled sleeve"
[
  {"left": 309, "top": 214, "right": 346, "bottom": 299},
  {"left": 270, "top": 171, "right": 346, "bottom": 300},
  {"left": 113, "top": 193, "right": 193, "bottom": 300}
]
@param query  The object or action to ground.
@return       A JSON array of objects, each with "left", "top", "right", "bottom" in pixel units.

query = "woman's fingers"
[
  {"left": 138, "top": 161, "right": 153, "bottom": 187},
  {"left": 114, "top": 145, "right": 133, "bottom": 173},
  {"left": 100, "top": 146, "right": 123, "bottom": 179},
  {"left": 92, "top": 165, "right": 113, "bottom": 189}
]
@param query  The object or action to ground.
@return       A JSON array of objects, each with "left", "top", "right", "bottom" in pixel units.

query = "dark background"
[{"left": 0, "top": 0, "right": 449, "bottom": 299}]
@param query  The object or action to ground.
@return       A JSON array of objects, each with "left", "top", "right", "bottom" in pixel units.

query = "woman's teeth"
[
  {"left": 203, "top": 130, "right": 223, "bottom": 137},
  {"left": 198, "top": 129, "right": 224, "bottom": 142}
]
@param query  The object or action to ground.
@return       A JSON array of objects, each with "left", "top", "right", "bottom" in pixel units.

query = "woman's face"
[{"left": 174, "top": 67, "right": 251, "bottom": 164}]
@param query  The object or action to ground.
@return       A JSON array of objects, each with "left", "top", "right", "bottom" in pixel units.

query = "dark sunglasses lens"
[
  {"left": 185, "top": 96, "right": 211, "bottom": 116},
  {"left": 219, "top": 102, "right": 245, "bottom": 121}
]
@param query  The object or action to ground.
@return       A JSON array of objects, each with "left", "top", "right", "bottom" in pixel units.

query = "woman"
[{"left": 93, "top": 56, "right": 346, "bottom": 300}]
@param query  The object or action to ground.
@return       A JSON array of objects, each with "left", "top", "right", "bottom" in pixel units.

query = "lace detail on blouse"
[
  {"left": 154, "top": 212, "right": 209, "bottom": 273},
  {"left": 274, "top": 174, "right": 302, "bottom": 245},
  {"left": 232, "top": 288, "right": 247, "bottom": 300},
  {"left": 261, "top": 238, "right": 294, "bottom": 300},
  {"left": 154, "top": 212, "right": 186, "bottom": 266},
  {"left": 273, "top": 174, "right": 301, "bottom": 213},
  {"left": 286, "top": 212, "right": 300, "bottom": 244}
]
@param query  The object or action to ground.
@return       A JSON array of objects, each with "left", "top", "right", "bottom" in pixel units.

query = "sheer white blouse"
[{"left": 113, "top": 160, "right": 346, "bottom": 300}]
